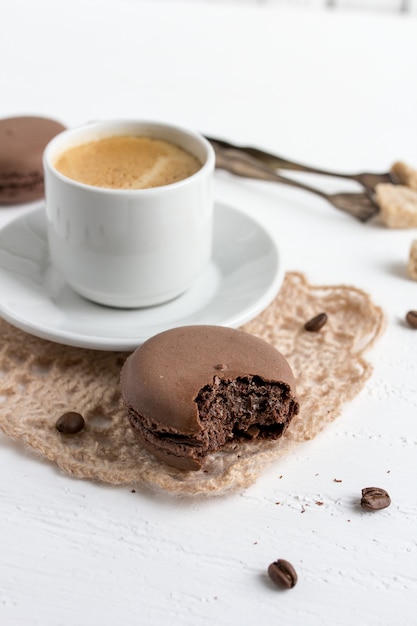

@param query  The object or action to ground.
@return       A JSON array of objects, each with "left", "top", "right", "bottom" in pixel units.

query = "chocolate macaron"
[
  {"left": 0, "top": 115, "right": 66, "bottom": 205},
  {"left": 121, "top": 325, "right": 299, "bottom": 471}
]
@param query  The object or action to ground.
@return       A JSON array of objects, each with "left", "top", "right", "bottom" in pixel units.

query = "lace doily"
[{"left": 0, "top": 272, "right": 384, "bottom": 496}]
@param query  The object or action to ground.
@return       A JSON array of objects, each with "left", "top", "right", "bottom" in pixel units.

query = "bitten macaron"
[
  {"left": 0, "top": 115, "right": 66, "bottom": 205},
  {"left": 121, "top": 325, "right": 299, "bottom": 471}
]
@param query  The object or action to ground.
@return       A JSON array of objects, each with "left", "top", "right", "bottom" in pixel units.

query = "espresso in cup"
[
  {"left": 43, "top": 120, "right": 215, "bottom": 308},
  {"left": 54, "top": 135, "right": 202, "bottom": 190}
]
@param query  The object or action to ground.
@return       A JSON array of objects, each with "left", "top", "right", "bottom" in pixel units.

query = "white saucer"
[{"left": 0, "top": 202, "right": 284, "bottom": 351}]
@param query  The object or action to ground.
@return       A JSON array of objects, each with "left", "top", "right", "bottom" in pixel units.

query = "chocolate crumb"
[
  {"left": 315, "top": 501, "right": 324, "bottom": 506},
  {"left": 333, "top": 478, "right": 342, "bottom": 483},
  {"left": 246, "top": 425, "right": 260, "bottom": 438}
]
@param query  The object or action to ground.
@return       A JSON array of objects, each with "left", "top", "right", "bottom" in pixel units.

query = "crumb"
[
  {"left": 333, "top": 478, "right": 342, "bottom": 483},
  {"left": 390, "top": 161, "right": 417, "bottom": 191},
  {"left": 279, "top": 475, "right": 283, "bottom": 479},
  {"left": 315, "top": 501, "right": 324, "bottom": 506},
  {"left": 275, "top": 501, "right": 281, "bottom": 505},
  {"left": 131, "top": 489, "right": 136, "bottom": 493},
  {"left": 376, "top": 183, "right": 417, "bottom": 228}
]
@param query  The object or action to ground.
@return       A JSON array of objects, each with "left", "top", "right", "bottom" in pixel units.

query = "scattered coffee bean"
[
  {"left": 268, "top": 559, "right": 297, "bottom": 589},
  {"left": 55, "top": 411, "right": 85, "bottom": 434},
  {"left": 405, "top": 310, "right": 417, "bottom": 328},
  {"left": 360, "top": 487, "right": 391, "bottom": 511},
  {"left": 304, "top": 312, "right": 328, "bottom": 332}
]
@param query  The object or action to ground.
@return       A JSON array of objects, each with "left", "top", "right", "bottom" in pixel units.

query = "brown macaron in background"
[
  {"left": 0, "top": 115, "right": 66, "bottom": 205},
  {"left": 121, "top": 325, "right": 299, "bottom": 471}
]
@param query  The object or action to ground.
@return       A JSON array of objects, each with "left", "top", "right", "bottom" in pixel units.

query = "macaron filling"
[{"left": 127, "top": 374, "right": 298, "bottom": 470}]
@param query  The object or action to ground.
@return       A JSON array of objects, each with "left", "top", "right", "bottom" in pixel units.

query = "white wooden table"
[{"left": 1, "top": 2, "right": 416, "bottom": 624}]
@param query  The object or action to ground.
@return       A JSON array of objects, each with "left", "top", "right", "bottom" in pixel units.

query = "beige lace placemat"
[{"left": 0, "top": 272, "right": 384, "bottom": 496}]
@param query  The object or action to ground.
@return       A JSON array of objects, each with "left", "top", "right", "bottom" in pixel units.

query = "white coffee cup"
[{"left": 43, "top": 120, "right": 215, "bottom": 308}]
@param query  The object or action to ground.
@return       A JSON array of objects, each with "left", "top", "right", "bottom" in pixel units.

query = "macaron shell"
[
  {"left": 0, "top": 116, "right": 66, "bottom": 205},
  {"left": 121, "top": 325, "right": 297, "bottom": 436}
]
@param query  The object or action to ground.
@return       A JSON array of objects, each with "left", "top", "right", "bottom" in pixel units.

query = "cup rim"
[{"left": 43, "top": 119, "right": 215, "bottom": 195}]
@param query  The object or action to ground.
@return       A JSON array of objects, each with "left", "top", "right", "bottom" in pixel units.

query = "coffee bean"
[
  {"left": 406, "top": 310, "right": 417, "bottom": 328},
  {"left": 360, "top": 487, "right": 391, "bottom": 511},
  {"left": 56, "top": 411, "right": 85, "bottom": 434},
  {"left": 268, "top": 559, "right": 297, "bottom": 589},
  {"left": 304, "top": 312, "right": 328, "bottom": 332}
]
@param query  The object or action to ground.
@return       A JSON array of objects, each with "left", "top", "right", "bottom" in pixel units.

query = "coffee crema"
[{"left": 54, "top": 135, "right": 202, "bottom": 190}]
